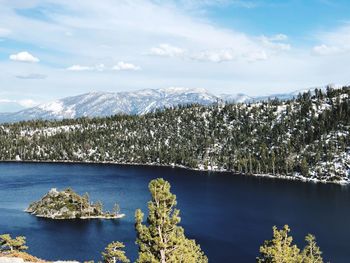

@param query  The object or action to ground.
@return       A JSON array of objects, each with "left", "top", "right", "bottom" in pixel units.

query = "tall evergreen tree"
[
  {"left": 257, "top": 225, "right": 301, "bottom": 263},
  {"left": 101, "top": 241, "right": 130, "bottom": 263},
  {"left": 301, "top": 234, "right": 323, "bottom": 263},
  {"left": 135, "top": 178, "right": 207, "bottom": 263},
  {"left": 257, "top": 226, "right": 325, "bottom": 263}
]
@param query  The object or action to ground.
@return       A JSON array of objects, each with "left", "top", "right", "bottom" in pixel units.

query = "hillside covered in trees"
[{"left": 0, "top": 86, "right": 349, "bottom": 183}]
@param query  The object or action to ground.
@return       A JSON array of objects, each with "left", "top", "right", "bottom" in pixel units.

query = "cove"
[{"left": 0, "top": 162, "right": 349, "bottom": 262}]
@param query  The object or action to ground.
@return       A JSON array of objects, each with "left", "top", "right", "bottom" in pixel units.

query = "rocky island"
[{"left": 25, "top": 188, "right": 125, "bottom": 220}]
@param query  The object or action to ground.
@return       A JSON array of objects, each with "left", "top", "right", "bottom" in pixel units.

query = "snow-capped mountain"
[
  {"left": 218, "top": 93, "right": 254, "bottom": 103},
  {"left": 0, "top": 85, "right": 336, "bottom": 123},
  {"left": 0, "top": 87, "right": 219, "bottom": 123},
  {"left": 1, "top": 86, "right": 348, "bottom": 183}
]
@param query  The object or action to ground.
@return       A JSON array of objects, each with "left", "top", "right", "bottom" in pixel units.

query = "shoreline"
[
  {"left": 1, "top": 159, "right": 348, "bottom": 186},
  {"left": 24, "top": 209, "right": 126, "bottom": 220},
  {"left": 80, "top": 213, "right": 125, "bottom": 219}
]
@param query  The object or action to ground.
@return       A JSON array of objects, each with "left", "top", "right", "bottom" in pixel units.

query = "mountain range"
[
  {"left": 0, "top": 86, "right": 331, "bottom": 123},
  {"left": 1, "top": 86, "right": 348, "bottom": 184}
]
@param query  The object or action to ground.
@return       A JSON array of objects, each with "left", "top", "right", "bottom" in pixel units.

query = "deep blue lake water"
[{"left": 0, "top": 162, "right": 349, "bottom": 262}]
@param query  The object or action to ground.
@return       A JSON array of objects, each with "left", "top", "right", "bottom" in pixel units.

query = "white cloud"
[
  {"left": 191, "top": 48, "right": 268, "bottom": 63},
  {"left": 312, "top": 44, "right": 340, "bottom": 56},
  {"left": 150, "top": 42, "right": 274, "bottom": 63},
  {"left": 149, "top": 44, "right": 186, "bottom": 57},
  {"left": 1, "top": 1, "right": 285, "bottom": 66},
  {"left": 173, "top": 0, "right": 258, "bottom": 9},
  {"left": 15, "top": 73, "right": 47, "bottom": 79},
  {"left": 112, "top": 61, "right": 141, "bottom": 71},
  {"left": 0, "top": 27, "right": 11, "bottom": 36},
  {"left": 67, "top": 64, "right": 106, "bottom": 72},
  {"left": 246, "top": 50, "right": 268, "bottom": 62},
  {"left": 148, "top": 34, "right": 290, "bottom": 63},
  {"left": 260, "top": 35, "right": 291, "bottom": 52},
  {"left": 9, "top": 51, "right": 39, "bottom": 63},
  {"left": 0, "top": 98, "right": 37, "bottom": 108},
  {"left": 66, "top": 65, "right": 93, "bottom": 71},
  {"left": 18, "top": 99, "right": 38, "bottom": 108},
  {"left": 268, "top": 34, "right": 288, "bottom": 41},
  {"left": 312, "top": 24, "right": 350, "bottom": 56},
  {"left": 67, "top": 63, "right": 140, "bottom": 72},
  {"left": 95, "top": 63, "right": 106, "bottom": 72},
  {"left": 191, "top": 49, "right": 236, "bottom": 62},
  {"left": 1, "top": 0, "right": 350, "bottom": 98},
  {"left": 0, "top": 99, "right": 12, "bottom": 103}
]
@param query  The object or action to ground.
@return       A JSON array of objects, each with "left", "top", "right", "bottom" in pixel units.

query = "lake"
[{"left": 0, "top": 162, "right": 349, "bottom": 262}]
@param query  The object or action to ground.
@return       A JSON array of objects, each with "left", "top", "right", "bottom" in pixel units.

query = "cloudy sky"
[{"left": 1, "top": 0, "right": 350, "bottom": 111}]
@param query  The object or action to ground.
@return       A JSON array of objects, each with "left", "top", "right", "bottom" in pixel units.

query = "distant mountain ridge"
[
  {"left": 0, "top": 86, "right": 336, "bottom": 123},
  {"left": 0, "top": 86, "right": 348, "bottom": 184}
]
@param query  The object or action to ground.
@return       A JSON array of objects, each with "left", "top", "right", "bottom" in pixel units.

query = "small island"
[{"left": 25, "top": 188, "right": 125, "bottom": 220}]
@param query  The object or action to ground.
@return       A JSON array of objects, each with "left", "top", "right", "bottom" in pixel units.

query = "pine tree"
[
  {"left": 95, "top": 200, "right": 103, "bottom": 214},
  {"left": 301, "top": 234, "right": 323, "bottom": 263},
  {"left": 101, "top": 241, "right": 130, "bottom": 263},
  {"left": 0, "top": 234, "right": 28, "bottom": 252},
  {"left": 257, "top": 225, "right": 301, "bottom": 263},
  {"left": 113, "top": 203, "right": 120, "bottom": 215},
  {"left": 257, "top": 226, "right": 325, "bottom": 263},
  {"left": 135, "top": 178, "right": 207, "bottom": 263},
  {"left": 300, "top": 158, "right": 309, "bottom": 177}
]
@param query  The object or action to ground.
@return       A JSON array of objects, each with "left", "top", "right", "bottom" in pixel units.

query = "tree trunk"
[{"left": 160, "top": 249, "right": 166, "bottom": 263}]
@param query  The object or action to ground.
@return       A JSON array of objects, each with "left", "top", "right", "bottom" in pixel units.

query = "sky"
[{"left": 1, "top": 0, "right": 350, "bottom": 111}]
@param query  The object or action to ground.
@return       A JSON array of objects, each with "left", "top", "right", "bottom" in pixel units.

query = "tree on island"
[
  {"left": 113, "top": 203, "right": 120, "bottom": 216},
  {"left": 102, "top": 241, "right": 130, "bottom": 263},
  {"left": 95, "top": 200, "right": 103, "bottom": 214},
  {"left": 83, "top": 192, "right": 91, "bottom": 216},
  {"left": 83, "top": 192, "right": 90, "bottom": 206},
  {"left": 0, "top": 234, "right": 28, "bottom": 252},
  {"left": 135, "top": 178, "right": 208, "bottom": 263},
  {"left": 256, "top": 225, "right": 323, "bottom": 263}
]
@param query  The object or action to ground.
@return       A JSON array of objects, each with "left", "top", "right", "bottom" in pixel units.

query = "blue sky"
[
  {"left": 1, "top": 0, "right": 350, "bottom": 111},
  {"left": 205, "top": 0, "right": 350, "bottom": 38}
]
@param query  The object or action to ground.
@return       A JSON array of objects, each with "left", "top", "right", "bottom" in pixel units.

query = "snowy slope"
[
  {"left": 218, "top": 93, "right": 254, "bottom": 103},
  {"left": 0, "top": 85, "right": 335, "bottom": 123},
  {"left": 0, "top": 88, "right": 219, "bottom": 123}
]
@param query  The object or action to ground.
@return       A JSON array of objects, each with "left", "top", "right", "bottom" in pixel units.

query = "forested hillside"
[{"left": 0, "top": 86, "right": 349, "bottom": 183}]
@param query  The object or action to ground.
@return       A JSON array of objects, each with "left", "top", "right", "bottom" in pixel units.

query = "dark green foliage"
[
  {"left": 102, "top": 241, "right": 130, "bottom": 263},
  {"left": 257, "top": 225, "right": 301, "bottom": 263},
  {"left": 25, "top": 188, "right": 116, "bottom": 219},
  {"left": 0, "top": 87, "right": 349, "bottom": 181},
  {"left": 257, "top": 225, "right": 324, "bottom": 263},
  {"left": 0, "top": 234, "right": 28, "bottom": 252},
  {"left": 135, "top": 178, "right": 208, "bottom": 263}
]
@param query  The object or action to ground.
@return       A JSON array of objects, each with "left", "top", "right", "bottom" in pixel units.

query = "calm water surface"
[{"left": 0, "top": 162, "right": 349, "bottom": 262}]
